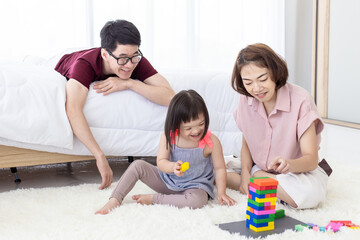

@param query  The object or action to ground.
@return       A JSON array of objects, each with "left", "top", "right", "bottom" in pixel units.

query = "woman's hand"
[
  {"left": 239, "top": 172, "right": 250, "bottom": 194},
  {"left": 173, "top": 160, "right": 185, "bottom": 177},
  {"left": 269, "top": 156, "right": 290, "bottom": 174}
]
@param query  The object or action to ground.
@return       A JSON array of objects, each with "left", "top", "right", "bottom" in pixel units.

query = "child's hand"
[
  {"left": 218, "top": 193, "right": 237, "bottom": 206},
  {"left": 269, "top": 156, "right": 290, "bottom": 174},
  {"left": 173, "top": 160, "right": 185, "bottom": 177}
]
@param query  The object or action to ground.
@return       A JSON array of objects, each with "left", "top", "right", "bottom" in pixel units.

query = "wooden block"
[
  {"left": 252, "top": 177, "right": 279, "bottom": 187},
  {"left": 246, "top": 210, "right": 275, "bottom": 220},
  {"left": 249, "top": 221, "right": 275, "bottom": 232},
  {"left": 250, "top": 177, "right": 268, "bottom": 183},
  {"left": 275, "top": 209, "right": 285, "bottom": 219},
  {"left": 249, "top": 186, "right": 277, "bottom": 195},
  {"left": 249, "top": 182, "right": 277, "bottom": 191},
  {"left": 246, "top": 218, "right": 274, "bottom": 228}
]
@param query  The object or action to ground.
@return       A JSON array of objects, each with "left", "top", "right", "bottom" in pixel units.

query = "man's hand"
[
  {"left": 96, "top": 157, "right": 113, "bottom": 189},
  {"left": 93, "top": 77, "right": 130, "bottom": 95}
]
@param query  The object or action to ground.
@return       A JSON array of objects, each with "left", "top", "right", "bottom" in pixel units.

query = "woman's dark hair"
[
  {"left": 164, "top": 90, "right": 209, "bottom": 148},
  {"left": 100, "top": 19, "right": 141, "bottom": 51},
  {"left": 231, "top": 43, "right": 288, "bottom": 97}
]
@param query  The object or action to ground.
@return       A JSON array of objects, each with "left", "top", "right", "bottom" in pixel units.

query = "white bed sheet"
[
  {"left": 0, "top": 62, "right": 242, "bottom": 157},
  {"left": 0, "top": 63, "right": 73, "bottom": 149}
]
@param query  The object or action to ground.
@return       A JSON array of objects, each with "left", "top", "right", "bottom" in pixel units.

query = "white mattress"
[{"left": 0, "top": 61, "right": 242, "bottom": 157}]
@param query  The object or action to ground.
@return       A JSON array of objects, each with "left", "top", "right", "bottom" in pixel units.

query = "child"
[
  {"left": 96, "top": 89, "right": 236, "bottom": 214},
  {"left": 228, "top": 43, "right": 332, "bottom": 209}
]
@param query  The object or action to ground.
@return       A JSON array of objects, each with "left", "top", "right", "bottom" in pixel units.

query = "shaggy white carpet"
[{"left": 0, "top": 162, "right": 359, "bottom": 240}]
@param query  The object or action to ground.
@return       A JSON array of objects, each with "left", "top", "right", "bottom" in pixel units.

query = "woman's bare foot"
[
  {"left": 95, "top": 197, "right": 121, "bottom": 215},
  {"left": 132, "top": 194, "right": 154, "bottom": 205}
]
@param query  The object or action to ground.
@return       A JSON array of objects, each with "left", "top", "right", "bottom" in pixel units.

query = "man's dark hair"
[{"left": 100, "top": 19, "right": 141, "bottom": 51}]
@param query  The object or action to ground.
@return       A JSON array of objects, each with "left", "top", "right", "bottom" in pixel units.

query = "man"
[{"left": 55, "top": 19, "right": 175, "bottom": 189}]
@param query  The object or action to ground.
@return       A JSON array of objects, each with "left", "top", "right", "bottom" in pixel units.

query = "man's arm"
[
  {"left": 135, "top": 73, "right": 175, "bottom": 106},
  {"left": 93, "top": 73, "right": 175, "bottom": 106},
  {"left": 65, "top": 79, "right": 113, "bottom": 189}
]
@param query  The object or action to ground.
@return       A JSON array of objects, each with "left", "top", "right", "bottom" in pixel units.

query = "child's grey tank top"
[{"left": 158, "top": 145, "right": 215, "bottom": 199}]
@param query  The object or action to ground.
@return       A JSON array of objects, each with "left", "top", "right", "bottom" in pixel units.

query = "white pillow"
[{"left": 0, "top": 63, "right": 73, "bottom": 149}]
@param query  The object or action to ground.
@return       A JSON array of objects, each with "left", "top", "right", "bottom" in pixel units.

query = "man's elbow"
[{"left": 164, "top": 88, "right": 175, "bottom": 106}]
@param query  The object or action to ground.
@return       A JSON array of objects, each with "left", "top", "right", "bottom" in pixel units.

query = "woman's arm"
[
  {"left": 269, "top": 121, "right": 319, "bottom": 173},
  {"left": 239, "top": 136, "right": 254, "bottom": 194}
]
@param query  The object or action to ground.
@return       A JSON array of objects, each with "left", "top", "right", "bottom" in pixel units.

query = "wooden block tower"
[{"left": 246, "top": 177, "right": 279, "bottom": 232}]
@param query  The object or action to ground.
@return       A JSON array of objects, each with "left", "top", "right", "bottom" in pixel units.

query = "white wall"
[
  {"left": 0, "top": 0, "right": 285, "bottom": 75},
  {"left": 327, "top": 0, "right": 360, "bottom": 123},
  {"left": 285, "top": 0, "right": 360, "bottom": 124},
  {"left": 284, "top": 0, "right": 313, "bottom": 93},
  {"left": 0, "top": 0, "right": 90, "bottom": 63}
]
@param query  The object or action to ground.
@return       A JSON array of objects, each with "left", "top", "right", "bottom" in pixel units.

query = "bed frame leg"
[
  {"left": 66, "top": 162, "right": 72, "bottom": 171},
  {"left": 128, "top": 156, "right": 134, "bottom": 163},
  {"left": 10, "top": 167, "right": 22, "bottom": 183}
]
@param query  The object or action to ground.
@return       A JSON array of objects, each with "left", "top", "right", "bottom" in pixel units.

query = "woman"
[{"left": 228, "top": 43, "right": 332, "bottom": 209}]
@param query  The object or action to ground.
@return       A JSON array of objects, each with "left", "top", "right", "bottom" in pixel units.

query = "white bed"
[{"left": 0, "top": 57, "right": 242, "bottom": 168}]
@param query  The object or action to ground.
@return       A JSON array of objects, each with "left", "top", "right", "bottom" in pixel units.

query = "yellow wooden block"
[
  {"left": 180, "top": 162, "right": 189, "bottom": 172},
  {"left": 249, "top": 221, "right": 274, "bottom": 232},
  {"left": 246, "top": 214, "right": 250, "bottom": 220},
  {"left": 247, "top": 206, "right": 254, "bottom": 213},
  {"left": 349, "top": 226, "right": 360, "bottom": 229},
  {"left": 250, "top": 225, "right": 274, "bottom": 232},
  {"left": 255, "top": 197, "right": 277, "bottom": 203}
]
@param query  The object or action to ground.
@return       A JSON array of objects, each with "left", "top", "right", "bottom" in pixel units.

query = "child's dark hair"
[
  {"left": 100, "top": 19, "right": 141, "bottom": 52},
  {"left": 231, "top": 43, "right": 288, "bottom": 97},
  {"left": 164, "top": 90, "right": 209, "bottom": 148}
]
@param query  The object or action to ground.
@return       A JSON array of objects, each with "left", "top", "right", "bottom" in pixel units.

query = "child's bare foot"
[
  {"left": 132, "top": 194, "right": 154, "bottom": 205},
  {"left": 95, "top": 198, "right": 121, "bottom": 215}
]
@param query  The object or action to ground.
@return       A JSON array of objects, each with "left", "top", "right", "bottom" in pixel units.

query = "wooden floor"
[{"left": 0, "top": 157, "right": 156, "bottom": 193}]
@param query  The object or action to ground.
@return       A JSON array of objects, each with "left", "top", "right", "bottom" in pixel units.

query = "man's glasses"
[{"left": 106, "top": 49, "right": 143, "bottom": 65}]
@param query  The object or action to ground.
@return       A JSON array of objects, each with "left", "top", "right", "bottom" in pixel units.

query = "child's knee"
[
  {"left": 131, "top": 159, "right": 147, "bottom": 167},
  {"left": 129, "top": 159, "right": 148, "bottom": 175},
  {"left": 184, "top": 189, "right": 208, "bottom": 209}
]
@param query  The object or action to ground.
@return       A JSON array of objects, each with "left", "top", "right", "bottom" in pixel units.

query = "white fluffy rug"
[{"left": 1, "top": 162, "right": 359, "bottom": 240}]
